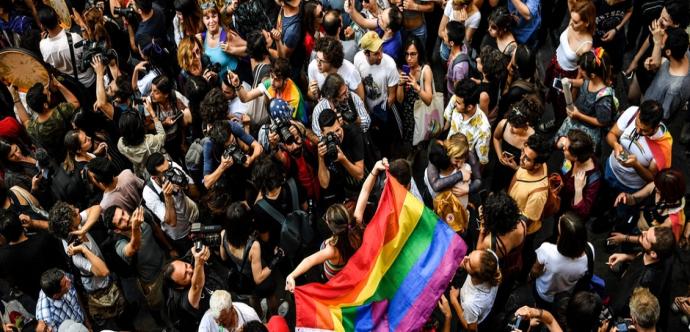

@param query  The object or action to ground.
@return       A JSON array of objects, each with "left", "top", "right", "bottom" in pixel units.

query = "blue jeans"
[{"left": 405, "top": 24, "right": 427, "bottom": 46}]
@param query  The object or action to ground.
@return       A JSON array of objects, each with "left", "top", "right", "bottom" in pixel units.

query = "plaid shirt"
[{"left": 35, "top": 277, "right": 85, "bottom": 331}]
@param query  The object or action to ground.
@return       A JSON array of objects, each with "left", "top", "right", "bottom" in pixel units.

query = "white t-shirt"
[
  {"left": 308, "top": 59, "right": 362, "bottom": 93},
  {"left": 39, "top": 29, "right": 96, "bottom": 88},
  {"left": 197, "top": 302, "right": 260, "bottom": 332},
  {"left": 443, "top": 4, "right": 481, "bottom": 30},
  {"left": 227, "top": 83, "right": 252, "bottom": 117},
  {"left": 353, "top": 51, "right": 399, "bottom": 112},
  {"left": 607, "top": 106, "right": 669, "bottom": 190},
  {"left": 535, "top": 242, "right": 593, "bottom": 303},
  {"left": 142, "top": 161, "right": 198, "bottom": 240},
  {"left": 459, "top": 275, "right": 498, "bottom": 324}
]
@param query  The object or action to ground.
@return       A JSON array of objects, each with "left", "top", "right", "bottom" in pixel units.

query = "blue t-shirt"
[
  {"left": 202, "top": 121, "right": 255, "bottom": 176},
  {"left": 203, "top": 29, "right": 238, "bottom": 74},
  {"left": 509, "top": 0, "right": 541, "bottom": 44},
  {"left": 282, "top": 12, "right": 302, "bottom": 50},
  {"left": 376, "top": 26, "right": 402, "bottom": 59}
]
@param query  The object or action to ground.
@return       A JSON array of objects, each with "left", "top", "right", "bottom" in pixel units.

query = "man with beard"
[{"left": 267, "top": 99, "right": 320, "bottom": 201}]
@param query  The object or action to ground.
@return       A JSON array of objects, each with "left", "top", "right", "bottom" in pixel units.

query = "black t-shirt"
[
  {"left": 322, "top": 124, "right": 365, "bottom": 202},
  {"left": 611, "top": 255, "right": 665, "bottom": 317},
  {"left": 0, "top": 231, "right": 68, "bottom": 299},
  {"left": 171, "top": 257, "right": 231, "bottom": 330},
  {"left": 594, "top": 0, "right": 632, "bottom": 41},
  {"left": 254, "top": 180, "right": 307, "bottom": 251},
  {"left": 135, "top": 5, "right": 167, "bottom": 44}
]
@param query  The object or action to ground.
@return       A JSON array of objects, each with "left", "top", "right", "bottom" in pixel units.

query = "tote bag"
[{"left": 413, "top": 68, "right": 445, "bottom": 145}]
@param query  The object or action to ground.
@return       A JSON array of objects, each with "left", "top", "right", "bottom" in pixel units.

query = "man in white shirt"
[
  {"left": 143, "top": 153, "right": 200, "bottom": 253},
  {"left": 38, "top": 6, "right": 95, "bottom": 89},
  {"left": 198, "top": 290, "right": 260, "bottom": 332},
  {"left": 307, "top": 36, "right": 365, "bottom": 102},
  {"left": 354, "top": 31, "right": 399, "bottom": 156}
]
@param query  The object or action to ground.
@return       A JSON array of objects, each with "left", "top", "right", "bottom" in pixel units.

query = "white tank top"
[{"left": 556, "top": 28, "right": 591, "bottom": 71}]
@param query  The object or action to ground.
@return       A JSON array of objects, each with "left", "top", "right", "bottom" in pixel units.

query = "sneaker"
[{"left": 278, "top": 300, "right": 290, "bottom": 317}]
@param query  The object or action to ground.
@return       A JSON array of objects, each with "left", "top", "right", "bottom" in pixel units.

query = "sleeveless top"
[
  {"left": 320, "top": 240, "right": 346, "bottom": 280},
  {"left": 202, "top": 28, "right": 238, "bottom": 75},
  {"left": 491, "top": 220, "right": 526, "bottom": 280},
  {"left": 556, "top": 27, "right": 591, "bottom": 71}
]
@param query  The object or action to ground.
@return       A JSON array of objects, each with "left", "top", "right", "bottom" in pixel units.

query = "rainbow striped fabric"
[{"left": 295, "top": 174, "right": 467, "bottom": 331}]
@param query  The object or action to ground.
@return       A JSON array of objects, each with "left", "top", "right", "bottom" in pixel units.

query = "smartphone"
[
  {"left": 171, "top": 112, "right": 184, "bottom": 122},
  {"left": 502, "top": 151, "right": 514, "bottom": 159},
  {"left": 616, "top": 323, "right": 628, "bottom": 332},
  {"left": 402, "top": 65, "right": 410, "bottom": 75},
  {"left": 617, "top": 150, "right": 629, "bottom": 162},
  {"left": 552, "top": 77, "right": 563, "bottom": 92}
]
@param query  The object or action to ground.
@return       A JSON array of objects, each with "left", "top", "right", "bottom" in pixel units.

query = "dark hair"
[
  {"left": 427, "top": 140, "right": 451, "bottom": 170},
  {"left": 322, "top": 10, "right": 341, "bottom": 37},
  {"left": 118, "top": 111, "right": 145, "bottom": 146},
  {"left": 318, "top": 108, "right": 338, "bottom": 129},
  {"left": 314, "top": 36, "right": 344, "bottom": 68},
  {"left": 40, "top": 268, "right": 66, "bottom": 298},
  {"left": 321, "top": 73, "right": 346, "bottom": 101},
  {"left": 525, "top": 133, "right": 551, "bottom": 164},
  {"left": 402, "top": 35, "right": 426, "bottom": 66},
  {"left": 48, "top": 201, "right": 77, "bottom": 240},
  {"left": 651, "top": 226, "right": 675, "bottom": 258},
  {"left": 241, "top": 321, "right": 268, "bottom": 332},
  {"left": 513, "top": 94, "right": 543, "bottom": 126},
  {"left": 102, "top": 205, "right": 120, "bottom": 231},
  {"left": 386, "top": 5, "right": 403, "bottom": 32},
  {"left": 663, "top": 27, "right": 690, "bottom": 60},
  {"left": 446, "top": 21, "right": 465, "bottom": 46},
  {"left": 567, "top": 292, "right": 603, "bottom": 332},
  {"left": 174, "top": 0, "right": 203, "bottom": 36},
  {"left": 638, "top": 100, "right": 664, "bottom": 128},
  {"left": 87, "top": 157, "right": 117, "bottom": 185},
  {"left": 38, "top": 6, "right": 59, "bottom": 30},
  {"left": 152, "top": 75, "right": 176, "bottom": 106},
  {"left": 185, "top": 75, "right": 211, "bottom": 109},
  {"left": 474, "top": 250, "right": 502, "bottom": 286},
  {"left": 271, "top": 57, "right": 291, "bottom": 80},
  {"left": 114, "top": 74, "right": 133, "bottom": 102},
  {"left": 63, "top": 130, "right": 82, "bottom": 172},
  {"left": 26, "top": 83, "right": 47, "bottom": 113},
  {"left": 578, "top": 49, "right": 612, "bottom": 83},
  {"left": 135, "top": 0, "right": 153, "bottom": 13},
  {"left": 479, "top": 45, "right": 508, "bottom": 83},
  {"left": 208, "top": 120, "right": 231, "bottom": 147},
  {"left": 325, "top": 204, "right": 362, "bottom": 261},
  {"left": 0, "top": 140, "right": 11, "bottom": 166},
  {"left": 654, "top": 168, "right": 686, "bottom": 203},
  {"left": 506, "top": 104, "right": 530, "bottom": 128},
  {"left": 246, "top": 30, "right": 270, "bottom": 61},
  {"left": 200, "top": 88, "right": 228, "bottom": 124},
  {"left": 513, "top": 45, "right": 536, "bottom": 80},
  {"left": 484, "top": 191, "right": 520, "bottom": 235},
  {"left": 488, "top": 6, "right": 515, "bottom": 34},
  {"left": 389, "top": 159, "right": 412, "bottom": 186},
  {"left": 566, "top": 129, "right": 594, "bottom": 163},
  {"left": 146, "top": 152, "right": 166, "bottom": 176},
  {"left": 251, "top": 156, "right": 285, "bottom": 194},
  {"left": 665, "top": 0, "right": 690, "bottom": 28},
  {"left": 302, "top": 1, "right": 322, "bottom": 35},
  {"left": 453, "top": 78, "right": 480, "bottom": 106},
  {"left": 224, "top": 201, "right": 254, "bottom": 247},
  {"left": 557, "top": 212, "right": 587, "bottom": 259},
  {"left": 0, "top": 209, "right": 24, "bottom": 242}
]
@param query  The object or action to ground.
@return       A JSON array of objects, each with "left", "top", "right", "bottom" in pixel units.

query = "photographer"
[
  {"left": 92, "top": 54, "right": 139, "bottom": 123},
  {"left": 311, "top": 73, "right": 370, "bottom": 137},
  {"left": 317, "top": 108, "right": 365, "bottom": 205},
  {"left": 143, "top": 152, "right": 199, "bottom": 253},
  {"left": 117, "top": 96, "right": 166, "bottom": 177},
  {"left": 202, "top": 120, "right": 263, "bottom": 193},
  {"left": 162, "top": 245, "right": 232, "bottom": 331}
]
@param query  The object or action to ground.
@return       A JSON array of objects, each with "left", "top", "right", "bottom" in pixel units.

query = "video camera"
[
  {"left": 223, "top": 144, "right": 247, "bottom": 165},
  {"left": 190, "top": 223, "right": 221, "bottom": 251},
  {"left": 79, "top": 40, "right": 118, "bottom": 72}
]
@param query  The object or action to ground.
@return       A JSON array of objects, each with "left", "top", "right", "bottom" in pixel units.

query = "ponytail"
[{"left": 325, "top": 204, "right": 363, "bottom": 261}]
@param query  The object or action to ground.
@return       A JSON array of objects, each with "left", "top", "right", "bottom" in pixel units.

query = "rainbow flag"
[
  {"left": 645, "top": 125, "right": 672, "bottom": 170},
  {"left": 263, "top": 78, "right": 308, "bottom": 124},
  {"left": 295, "top": 174, "right": 467, "bottom": 331}
]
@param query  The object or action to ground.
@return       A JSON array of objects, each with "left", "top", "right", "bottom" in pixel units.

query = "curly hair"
[
  {"left": 246, "top": 30, "right": 270, "bottom": 61},
  {"left": 251, "top": 156, "right": 285, "bottom": 194},
  {"left": 525, "top": 133, "right": 552, "bottom": 164},
  {"left": 177, "top": 36, "right": 203, "bottom": 73},
  {"left": 512, "top": 94, "right": 543, "bottom": 126},
  {"left": 314, "top": 36, "right": 344, "bottom": 68},
  {"left": 224, "top": 201, "right": 255, "bottom": 247},
  {"left": 483, "top": 191, "right": 520, "bottom": 235},
  {"left": 200, "top": 88, "right": 228, "bottom": 124},
  {"left": 488, "top": 6, "right": 515, "bottom": 35},
  {"left": 479, "top": 45, "right": 508, "bottom": 83},
  {"left": 49, "top": 201, "right": 78, "bottom": 240}
]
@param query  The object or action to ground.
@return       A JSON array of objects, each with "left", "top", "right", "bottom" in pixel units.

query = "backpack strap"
[
  {"left": 64, "top": 32, "right": 79, "bottom": 82},
  {"left": 286, "top": 178, "right": 300, "bottom": 211},
  {"left": 257, "top": 198, "right": 287, "bottom": 226},
  {"left": 625, "top": 108, "right": 640, "bottom": 129},
  {"left": 583, "top": 243, "right": 594, "bottom": 280},
  {"left": 146, "top": 179, "right": 165, "bottom": 202}
]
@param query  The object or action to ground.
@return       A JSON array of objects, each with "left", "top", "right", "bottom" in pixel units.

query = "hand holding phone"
[{"left": 402, "top": 65, "right": 410, "bottom": 75}]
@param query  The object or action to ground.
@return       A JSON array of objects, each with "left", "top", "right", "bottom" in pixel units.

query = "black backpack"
[{"left": 256, "top": 178, "right": 314, "bottom": 259}]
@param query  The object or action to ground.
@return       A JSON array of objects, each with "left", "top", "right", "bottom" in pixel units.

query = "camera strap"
[
  {"left": 146, "top": 179, "right": 165, "bottom": 202},
  {"left": 65, "top": 31, "right": 79, "bottom": 82}
]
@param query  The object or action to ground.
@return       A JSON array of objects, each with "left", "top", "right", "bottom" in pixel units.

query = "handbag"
[
  {"left": 412, "top": 67, "right": 445, "bottom": 146},
  {"left": 87, "top": 281, "right": 126, "bottom": 320}
]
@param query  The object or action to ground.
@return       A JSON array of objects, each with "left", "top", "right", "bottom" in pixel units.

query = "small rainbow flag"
[{"left": 295, "top": 174, "right": 467, "bottom": 331}]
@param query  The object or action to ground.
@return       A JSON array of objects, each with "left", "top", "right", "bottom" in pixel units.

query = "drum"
[
  {"left": 0, "top": 48, "right": 50, "bottom": 92},
  {"left": 45, "top": 0, "right": 73, "bottom": 29}
]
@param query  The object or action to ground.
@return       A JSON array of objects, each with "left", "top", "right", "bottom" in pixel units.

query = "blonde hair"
[
  {"left": 177, "top": 36, "right": 203, "bottom": 72},
  {"left": 452, "top": 0, "right": 472, "bottom": 6},
  {"left": 629, "top": 287, "right": 660, "bottom": 328},
  {"left": 445, "top": 133, "right": 469, "bottom": 160}
]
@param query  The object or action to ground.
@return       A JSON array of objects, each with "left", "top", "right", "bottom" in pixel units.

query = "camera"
[
  {"left": 507, "top": 315, "right": 528, "bottom": 331},
  {"left": 223, "top": 144, "right": 247, "bottom": 165},
  {"left": 207, "top": 62, "right": 221, "bottom": 74},
  {"left": 79, "top": 40, "right": 118, "bottom": 72},
  {"left": 320, "top": 132, "right": 339, "bottom": 163},
  {"left": 113, "top": 6, "right": 137, "bottom": 20},
  {"left": 336, "top": 99, "right": 357, "bottom": 125},
  {"left": 163, "top": 167, "right": 188, "bottom": 187},
  {"left": 270, "top": 117, "right": 293, "bottom": 143},
  {"left": 190, "top": 223, "right": 222, "bottom": 250}
]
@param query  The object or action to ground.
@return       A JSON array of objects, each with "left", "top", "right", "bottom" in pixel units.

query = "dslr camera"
[
  {"left": 270, "top": 117, "right": 293, "bottom": 143},
  {"left": 113, "top": 6, "right": 137, "bottom": 20},
  {"left": 335, "top": 99, "right": 357, "bottom": 125},
  {"left": 79, "top": 40, "right": 118, "bottom": 72},
  {"left": 223, "top": 144, "right": 247, "bottom": 165},
  {"left": 163, "top": 167, "right": 188, "bottom": 187},
  {"left": 190, "top": 223, "right": 221, "bottom": 250},
  {"left": 320, "top": 132, "right": 339, "bottom": 164}
]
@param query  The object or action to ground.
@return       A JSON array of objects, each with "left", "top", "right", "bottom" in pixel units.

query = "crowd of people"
[{"left": 0, "top": 0, "right": 689, "bottom": 330}]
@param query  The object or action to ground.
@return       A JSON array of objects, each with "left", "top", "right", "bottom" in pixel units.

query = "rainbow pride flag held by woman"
[{"left": 295, "top": 174, "right": 467, "bottom": 331}]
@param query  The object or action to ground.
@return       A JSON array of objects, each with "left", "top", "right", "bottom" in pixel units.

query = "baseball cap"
[{"left": 359, "top": 31, "right": 383, "bottom": 53}]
